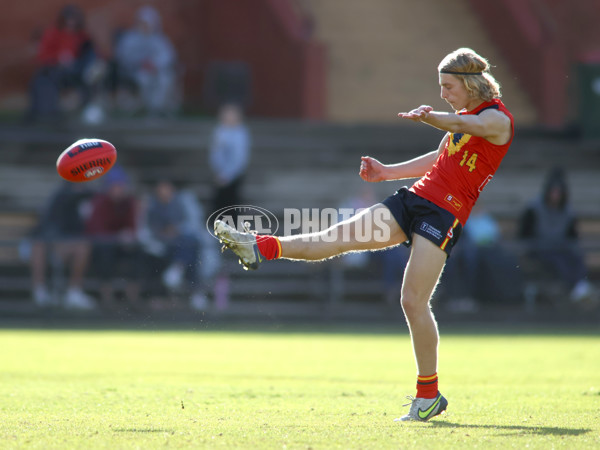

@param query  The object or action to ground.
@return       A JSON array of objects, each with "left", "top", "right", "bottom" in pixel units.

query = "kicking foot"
[{"left": 214, "top": 220, "right": 262, "bottom": 270}]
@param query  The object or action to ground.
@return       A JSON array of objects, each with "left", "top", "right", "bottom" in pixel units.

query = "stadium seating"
[{"left": 0, "top": 119, "right": 599, "bottom": 316}]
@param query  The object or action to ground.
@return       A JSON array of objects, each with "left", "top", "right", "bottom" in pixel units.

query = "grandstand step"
[
  {"left": 1, "top": 118, "right": 599, "bottom": 313},
  {"left": 307, "top": 0, "right": 536, "bottom": 124}
]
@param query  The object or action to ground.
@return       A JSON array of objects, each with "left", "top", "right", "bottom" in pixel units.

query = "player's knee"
[
  {"left": 400, "top": 294, "right": 416, "bottom": 317},
  {"left": 400, "top": 286, "right": 429, "bottom": 317}
]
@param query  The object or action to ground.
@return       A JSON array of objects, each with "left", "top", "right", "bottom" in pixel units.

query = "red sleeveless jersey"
[{"left": 409, "top": 98, "right": 514, "bottom": 225}]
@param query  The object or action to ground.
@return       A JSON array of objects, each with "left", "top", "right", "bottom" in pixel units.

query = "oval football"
[{"left": 56, "top": 139, "right": 117, "bottom": 182}]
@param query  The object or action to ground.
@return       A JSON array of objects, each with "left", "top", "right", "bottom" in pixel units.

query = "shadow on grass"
[
  {"left": 432, "top": 421, "right": 591, "bottom": 436},
  {"left": 113, "top": 428, "right": 173, "bottom": 433}
]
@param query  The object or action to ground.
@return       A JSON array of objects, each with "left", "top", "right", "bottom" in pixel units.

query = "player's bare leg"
[
  {"left": 395, "top": 234, "right": 448, "bottom": 422},
  {"left": 280, "top": 204, "right": 407, "bottom": 260},
  {"left": 215, "top": 204, "right": 407, "bottom": 269},
  {"left": 400, "top": 234, "right": 446, "bottom": 375}
]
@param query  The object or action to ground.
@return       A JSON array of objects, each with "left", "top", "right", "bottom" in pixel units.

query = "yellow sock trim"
[{"left": 417, "top": 373, "right": 438, "bottom": 382}]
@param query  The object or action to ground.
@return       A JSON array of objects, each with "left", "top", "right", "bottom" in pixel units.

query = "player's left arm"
[{"left": 399, "top": 106, "right": 512, "bottom": 145}]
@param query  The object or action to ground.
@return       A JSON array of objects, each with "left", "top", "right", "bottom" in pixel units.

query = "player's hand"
[
  {"left": 359, "top": 156, "right": 387, "bottom": 182},
  {"left": 398, "top": 105, "right": 433, "bottom": 122}
]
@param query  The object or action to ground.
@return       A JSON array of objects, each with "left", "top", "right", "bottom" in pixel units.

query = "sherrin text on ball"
[{"left": 56, "top": 139, "right": 117, "bottom": 182}]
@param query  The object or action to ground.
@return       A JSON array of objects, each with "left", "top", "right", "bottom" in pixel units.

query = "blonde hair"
[{"left": 438, "top": 48, "right": 501, "bottom": 101}]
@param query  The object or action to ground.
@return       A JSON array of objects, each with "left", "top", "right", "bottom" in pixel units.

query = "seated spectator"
[
  {"left": 85, "top": 166, "right": 142, "bottom": 313},
  {"left": 518, "top": 167, "right": 593, "bottom": 303},
  {"left": 138, "top": 180, "right": 211, "bottom": 311},
  {"left": 25, "top": 4, "right": 105, "bottom": 123},
  {"left": 113, "top": 5, "right": 178, "bottom": 116},
  {"left": 441, "top": 205, "right": 523, "bottom": 312},
  {"left": 27, "top": 181, "right": 96, "bottom": 310}
]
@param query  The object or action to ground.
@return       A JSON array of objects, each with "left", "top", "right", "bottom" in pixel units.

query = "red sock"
[
  {"left": 416, "top": 373, "right": 438, "bottom": 399},
  {"left": 256, "top": 235, "right": 282, "bottom": 260}
]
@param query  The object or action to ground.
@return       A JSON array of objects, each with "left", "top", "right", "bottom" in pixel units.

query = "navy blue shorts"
[{"left": 382, "top": 187, "right": 462, "bottom": 256}]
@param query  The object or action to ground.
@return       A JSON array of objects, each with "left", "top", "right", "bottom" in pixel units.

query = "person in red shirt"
[
  {"left": 86, "top": 165, "right": 141, "bottom": 313},
  {"left": 215, "top": 48, "right": 514, "bottom": 421},
  {"left": 26, "top": 5, "right": 99, "bottom": 122}
]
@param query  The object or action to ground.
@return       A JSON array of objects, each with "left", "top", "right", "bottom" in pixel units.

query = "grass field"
[{"left": 0, "top": 323, "right": 598, "bottom": 449}]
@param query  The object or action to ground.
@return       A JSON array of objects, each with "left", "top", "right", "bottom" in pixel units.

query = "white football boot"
[
  {"left": 214, "top": 220, "right": 262, "bottom": 270},
  {"left": 394, "top": 392, "right": 448, "bottom": 422}
]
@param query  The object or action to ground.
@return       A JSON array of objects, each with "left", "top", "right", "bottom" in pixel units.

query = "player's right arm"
[{"left": 360, "top": 134, "right": 448, "bottom": 182}]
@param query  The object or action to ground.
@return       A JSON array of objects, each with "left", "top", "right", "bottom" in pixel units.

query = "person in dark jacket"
[
  {"left": 518, "top": 167, "right": 593, "bottom": 302},
  {"left": 138, "top": 179, "right": 209, "bottom": 311}
]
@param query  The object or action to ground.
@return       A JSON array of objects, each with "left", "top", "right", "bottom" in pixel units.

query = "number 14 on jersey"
[{"left": 459, "top": 150, "right": 477, "bottom": 172}]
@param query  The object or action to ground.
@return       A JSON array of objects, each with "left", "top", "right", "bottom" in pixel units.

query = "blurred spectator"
[
  {"left": 25, "top": 4, "right": 105, "bottom": 123},
  {"left": 442, "top": 206, "right": 523, "bottom": 312},
  {"left": 85, "top": 166, "right": 142, "bottom": 313},
  {"left": 206, "top": 104, "right": 251, "bottom": 310},
  {"left": 27, "top": 182, "right": 96, "bottom": 310},
  {"left": 209, "top": 104, "right": 251, "bottom": 225},
  {"left": 138, "top": 179, "right": 213, "bottom": 311},
  {"left": 113, "top": 5, "right": 178, "bottom": 116},
  {"left": 518, "top": 167, "right": 593, "bottom": 303}
]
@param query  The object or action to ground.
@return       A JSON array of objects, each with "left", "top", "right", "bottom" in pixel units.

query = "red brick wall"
[
  {"left": 0, "top": 0, "right": 326, "bottom": 118},
  {"left": 195, "top": 0, "right": 325, "bottom": 117}
]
